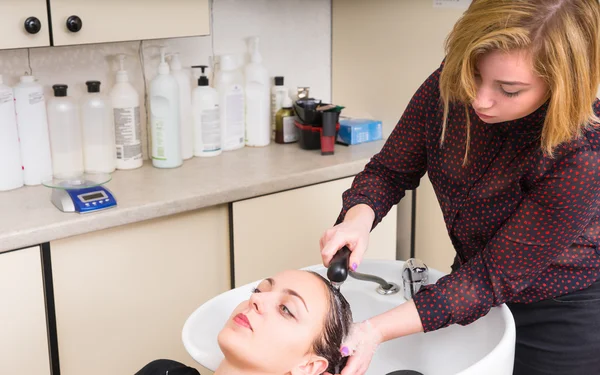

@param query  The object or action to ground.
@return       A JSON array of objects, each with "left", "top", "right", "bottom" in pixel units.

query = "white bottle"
[
  {"left": 215, "top": 54, "right": 245, "bottom": 151},
  {"left": 47, "top": 84, "right": 84, "bottom": 180},
  {"left": 110, "top": 54, "right": 143, "bottom": 170},
  {"left": 150, "top": 47, "right": 182, "bottom": 168},
  {"left": 81, "top": 81, "right": 116, "bottom": 174},
  {"left": 271, "top": 76, "right": 288, "bottom": 141},
  {"left": 13, "top": 74, "right": 53, "bottom": 185},
  {"left": 168, "top": 52, "right": 194, "bottom": 160},
  {"left": 0, "top": 75, "right": 24, "bottom": 191},
  {"left": 192, "top": 66, "right": 221, "bottom": 157},
  {"left": 244, "top": 37, "right": 271, "bottom": 147}
]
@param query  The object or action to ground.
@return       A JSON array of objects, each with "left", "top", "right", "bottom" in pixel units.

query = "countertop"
[{"left": 0, "top": 141, "right": 385, "bottom": 253}]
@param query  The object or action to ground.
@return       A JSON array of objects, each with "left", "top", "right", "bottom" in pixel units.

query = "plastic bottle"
[
  {"left": 271, "top": 76, "right": 288, "bottom": 141},
  {"left": 192, "top": 65, "right": 221, "bottom": 157},
  {"left": 275, "top": 95, "right": 298, "bottom": 144},
  {"left": 244, "top": 36, "right": 270, "bottom": 147},
  {"left": 47, "top": 84, "right": 84, "bottom": 179},
  {"left": 0, "top": 75, "right": 24, "bottom": 191},
  {"left": 215, "top": 54, "right": 245, "bottom": 151},
  {"left": 81, "top": 81, "right": 116, "bottom": 174},
  {"left": 168, "top": 52, "right": 194, "bottom": 160},
  {"left": 13, "top": 74, "right": 53, "bottom": 185},
  {"left": 110, "top": 54, "right": 143, "bottom": 170},
  {"left": 150, "top": 47, "right": 182, "bottom": 168}
]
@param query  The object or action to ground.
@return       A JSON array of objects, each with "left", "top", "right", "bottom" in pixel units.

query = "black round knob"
[
  {"left": 24, "top": 17, "right": 42, "bottom": 34},
  {"left": 66, "top": 15, "right": 82, "bottom": 33}
]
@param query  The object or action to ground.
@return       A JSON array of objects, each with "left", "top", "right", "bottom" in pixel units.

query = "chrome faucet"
[{"left": 327, "top": 247, "right": 428, "bottom": 297}]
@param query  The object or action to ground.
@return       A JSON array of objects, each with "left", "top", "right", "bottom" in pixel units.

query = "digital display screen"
[{"left": 81, "top": 192, "right": 105, "bottom": 201}]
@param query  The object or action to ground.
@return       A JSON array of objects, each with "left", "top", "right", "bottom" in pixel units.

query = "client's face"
[{"left": 218, "top": 270, "right": 330, "bottom": 374}]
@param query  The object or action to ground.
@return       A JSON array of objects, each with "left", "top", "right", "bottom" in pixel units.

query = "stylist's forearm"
[
  {"left": 370, "top": 299, "right": 424, "bottom": 343},
  {"left": 344, "top": 204, "right": 375, "bottom": 230}
]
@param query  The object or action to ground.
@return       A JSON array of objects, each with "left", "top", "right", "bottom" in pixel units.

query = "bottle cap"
[
  {"left": 220, "top": 54, "right": 238, "bottom": 71},
  {"left": 52, "top": 84, "right": 68, "bottom": 97},
  {"left": 116, "top": 54, "right": 129, "bottom": 83},
  {"left": 86, "top": 80, "right": 101, "bottom": 93},
  {"left": 20, "top": 74, "right": 36, "bottom": 83},
  {"left": 192, "top": 65, "right": 210, "bottom": 86},
  {"left": 274, "top": 76, "right": 284, "bottom": 86}
]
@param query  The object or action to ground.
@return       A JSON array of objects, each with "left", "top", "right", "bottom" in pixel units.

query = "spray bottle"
[{"left": 149, "top": 46, "right": 182, "bottom": 168}]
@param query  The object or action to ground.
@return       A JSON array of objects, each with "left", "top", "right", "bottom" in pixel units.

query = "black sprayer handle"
[{"left": 327, "top": 246, "right": 352, "bottom": 284}]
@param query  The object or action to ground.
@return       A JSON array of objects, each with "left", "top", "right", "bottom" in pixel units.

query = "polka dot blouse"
[{"left": 337, "top": 62, "right": 600, "bottom": 333}]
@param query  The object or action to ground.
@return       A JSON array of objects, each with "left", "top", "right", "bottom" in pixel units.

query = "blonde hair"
[{"left": 439, "top": 0, "right": 600, "bottom": 163}]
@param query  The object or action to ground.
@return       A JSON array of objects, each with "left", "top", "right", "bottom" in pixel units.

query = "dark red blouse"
[{"left": 337, "top": 62, "right": 600, "bottom": 332}]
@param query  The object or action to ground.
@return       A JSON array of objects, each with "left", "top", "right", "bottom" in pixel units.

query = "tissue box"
[{"left": 336, "top": 118, "right": 383, "bottom": 145}]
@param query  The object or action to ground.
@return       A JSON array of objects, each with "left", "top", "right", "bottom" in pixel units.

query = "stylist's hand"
[
  {"left": 320, "top": 204, "right": 375, "bottom": 270},
  {"left": 325, "top": 320, "right": 383, "bottom": 375}
]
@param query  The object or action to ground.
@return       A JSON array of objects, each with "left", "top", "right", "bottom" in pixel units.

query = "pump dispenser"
[
  {"left": 192, "top": 65, "right": 221, "bottom": 157},
  {"left": 110, "top": 54, "right": 143, "bottom": 170},
  {"left": 244, "top": 36, "right": 270, "bottom": 147},
  {"left": 149, "top": 47, "right": 182, "bottom": 168},
  {"left": 168, "top": 52, "right": 194, "bottom": 160}
]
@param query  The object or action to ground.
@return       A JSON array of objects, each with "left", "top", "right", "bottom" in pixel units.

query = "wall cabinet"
[
  {"left": 0, "top": 246, "right": 51, "bottom": 375},
  {"left": 0, "top": 0, "right": 210, "bottom": 50},
  {"left": 0, "top": 1, "right": 51, "bottom": 49},
  {"left": 49, "top": 205, "right": 229, "bottom": 375},
  {"left": 232, "top": 177, "right": 398, "bottom": 287}
]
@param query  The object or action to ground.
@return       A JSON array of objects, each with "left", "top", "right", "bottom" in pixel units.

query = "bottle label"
[
  {"left": 28, "top": 92, "right": 44, "bottom": 105},
  {"left": 0, "top": 91, "right": 12, "bottom": 105},
  {"left": 152, "top": 119, "right": 166, "bottom": 160},
  {"left": 113, "top": 106, "right": 142, "bottom": 161},
  {"left": 224, "top": 85, "right": 245, "bottom": 148},
  {"left": 283, "top": 115, "right": 298, "bottom": 143},
  {"left": 201, "top": 107, "right": 221, "bottom": 152}
]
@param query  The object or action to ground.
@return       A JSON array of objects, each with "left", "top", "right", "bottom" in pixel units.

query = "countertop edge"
[{"left": 0, "top": 159, "right": 367, "bottom": 253}]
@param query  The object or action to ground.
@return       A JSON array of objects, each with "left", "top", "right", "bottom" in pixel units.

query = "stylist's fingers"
[
  {"left": 348, "top": 237, "right": 367, "bottom": 271},
  {"left": 321, "top": 231, "right": 352, "bottom": 267}
]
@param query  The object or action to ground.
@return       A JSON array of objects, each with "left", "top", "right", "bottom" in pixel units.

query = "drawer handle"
[
  {"left": 66, "top": 15, "right": 83, "bottom": 33},
  {"left": 24, "top": 17, "right": 42, "bottom": 34}
]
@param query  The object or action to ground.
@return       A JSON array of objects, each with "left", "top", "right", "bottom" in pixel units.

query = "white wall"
[{"left": 0, "top": 0, "right": 332, "bottom": 160}]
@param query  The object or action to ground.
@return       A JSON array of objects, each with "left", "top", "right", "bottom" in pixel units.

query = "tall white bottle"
[
  {"left": 47, "top": 84, "right": 84, "bottom": 179},
  {"left": 81, "top": 81, "right": 116, "bottom": 174},
  {"left": 13, "top": 74, "right": 53, "bottom": 185},
  {"left": 192, "top": 65, "right": 221, "bottom": 157},
  {"left": 150, "top": 47, "right": 182, "bottom": 168},
  {"left": 0, "top": 75, "right": 24, "bottom": 191},
  {"left": 168, "top": 52, "right": 194, "bottom": 160},
  {"left": 244, "top": 36, "right": 270, "bottom": 147},
  {"left": 215, "top": 54, "right": 245, "bottom": 151},
  {"left": 110, "top": 54, "right": 143, "bottom": 170}
]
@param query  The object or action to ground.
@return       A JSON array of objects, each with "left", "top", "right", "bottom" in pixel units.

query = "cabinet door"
[
  {"left": 50, "top": 206, "right": 229, "bottom": 375},
  {"left": 0, "top": 0, "right": 51, "bottom": 49},
  {"left": 232, "top": 177, "right": 398, "bottom": 287},
  {"left": 49, "top": 0, "right": 210, "bottom": 47},
  {"left": 0, "top": 246, "right": 51, "bottom": 375}
]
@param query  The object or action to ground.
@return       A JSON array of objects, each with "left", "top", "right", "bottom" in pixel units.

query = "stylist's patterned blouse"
[{"left": 337, "top": 61, "right": 600, "bottom": 332}]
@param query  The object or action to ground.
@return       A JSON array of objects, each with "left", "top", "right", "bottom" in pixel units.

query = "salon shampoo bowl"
[{"left": 182, "top": 259, "right": 516, "bottom": 375}]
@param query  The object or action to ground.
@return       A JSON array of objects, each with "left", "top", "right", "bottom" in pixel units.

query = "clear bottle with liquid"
[
  {"left": 47, "top": 84, "right": 84, "bottom": 179},
  {"left": 81, "top": 81, "right": 116, "bottom": 174}
]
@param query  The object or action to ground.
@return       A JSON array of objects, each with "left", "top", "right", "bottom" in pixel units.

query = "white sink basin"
[{"left": 182, "top": 259, "right": 516, "bottom": 375}]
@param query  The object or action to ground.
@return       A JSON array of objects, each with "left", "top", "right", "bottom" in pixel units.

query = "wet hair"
[
  {"left": 308, "top": 271, "right": 353, "bottom": 374},
  {"left": 439, "top": 0, "right": 600, "bottom": 163}
]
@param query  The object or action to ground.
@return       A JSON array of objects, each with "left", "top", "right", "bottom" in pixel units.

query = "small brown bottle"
[{"left": 275, "top": 95, "right": 298, "bottom": 144}]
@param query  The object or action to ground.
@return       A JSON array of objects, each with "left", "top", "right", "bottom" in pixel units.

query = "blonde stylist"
[{"left": 320, "top": 1, "right": 600, "bottom": 374}]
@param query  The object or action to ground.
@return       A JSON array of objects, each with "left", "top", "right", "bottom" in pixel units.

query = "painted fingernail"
[
  {"left": 351, "top": 263, "right": 358, "bottom": 271},
  {"left": 341, "top": 346, "right": 349, "bottom": 356}
]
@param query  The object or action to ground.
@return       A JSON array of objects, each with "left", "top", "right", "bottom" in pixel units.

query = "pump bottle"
[
  {"left": 0, "top": 74, "right": 24, "bottom": 191},
  {"left": 192, "top": 65, "right": 221, "bottom": 157},
  {"left": 150, "top": 47, "right": 182, "bottom": 168}
]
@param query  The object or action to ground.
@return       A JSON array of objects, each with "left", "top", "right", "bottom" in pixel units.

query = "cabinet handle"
[
  {"left": 24, "top": 17, "right": 42, "bottom": 34},
  {"left": 66, "top": 15, "right": 83, "bottom": 33}
]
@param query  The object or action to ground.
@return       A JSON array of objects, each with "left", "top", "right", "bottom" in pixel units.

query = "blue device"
[{"left": 50, "top": 185, "right": 117, "bottom": 214}]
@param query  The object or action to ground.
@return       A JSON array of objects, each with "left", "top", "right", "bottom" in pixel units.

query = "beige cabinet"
[
  {"left": 50, "top": 205, "right": 229, "bottom": 375},
  {"left": 49, "top": 0, "right": 210, "bottom": 46},
  {"left": 0, "top": 246, "right": 51, "bottom": 375},
  {"left": 232, "top": 177, "right": 398, "bottom": 287},
  {"left": 0, "top": 0, "right": 51, "bottom": 50}
]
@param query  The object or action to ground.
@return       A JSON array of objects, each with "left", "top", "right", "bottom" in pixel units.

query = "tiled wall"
[{"left": 0, "top": 0, "right": 332, "bottom": 160}]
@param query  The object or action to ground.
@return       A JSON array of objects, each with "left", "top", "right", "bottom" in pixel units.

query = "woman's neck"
[{"left": 214, "top": 359, "right": 280, "bottom": 375}]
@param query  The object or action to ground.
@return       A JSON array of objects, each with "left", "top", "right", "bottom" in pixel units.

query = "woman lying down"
[{"left": 136, "top": 269, "right": 354, "bottom": 375}]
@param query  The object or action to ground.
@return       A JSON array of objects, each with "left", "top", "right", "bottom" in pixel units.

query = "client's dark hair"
[{"left": 308, "top": 271, "right": 353, "bottom": 374}]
